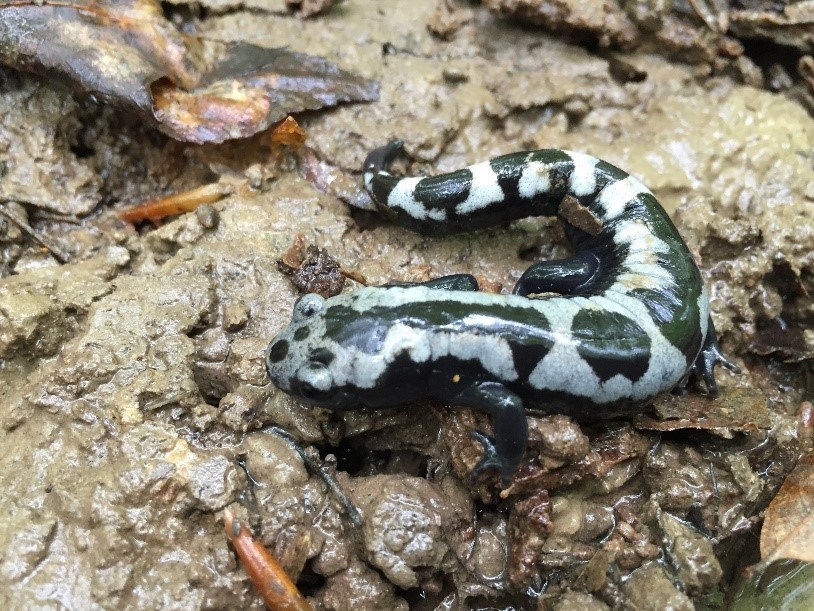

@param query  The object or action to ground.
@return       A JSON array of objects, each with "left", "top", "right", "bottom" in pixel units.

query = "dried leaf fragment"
[
  {"left": 635, "top": 388, "right": 775, "bottom": 437},
  {"left": 277, "top": 238, "right": 346, "bottom": 297},
  {"left": 0, "top": 0, "right": 378, "bottom": 143},
  {"left": 269, "top": 116, "right": 307, "bottom": 149},
  {"left": 761, "top": 451, "right": 814, "bottom": 563}
]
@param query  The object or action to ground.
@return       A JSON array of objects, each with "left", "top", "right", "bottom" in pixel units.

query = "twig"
[
  {"left": 263, "top": 425, "right": 363, "bottom": 528},
  {"left": 223, "top": 508, "right": 313, "bottom": 611},
  {"left": 0, "top": 202, "right": 69, "bottom": 264}
]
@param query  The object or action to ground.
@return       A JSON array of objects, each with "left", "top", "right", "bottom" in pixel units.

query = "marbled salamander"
[{"left": 266, "top": 142, "right": 738, "bottom": 484}]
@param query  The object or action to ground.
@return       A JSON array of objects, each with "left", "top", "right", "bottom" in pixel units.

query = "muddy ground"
[{"left": 1, "top": 0, "right": 813, "bottom": 609}]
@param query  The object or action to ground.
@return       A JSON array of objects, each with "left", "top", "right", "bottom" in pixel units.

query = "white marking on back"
[
  {"left": 335, "top": 149, "right": 704, "bottom": 403},
  {"left": 518, "top": 161, "right": 551, "bottom": 199},
  {"left": 428, "top": 331, "right": 518, "bottom": 381},
  {"left": 327, "top": 317, "right": 519, "bottom": 387},
  {"left": 455, "top": 161, "right": 505, "bottom": 215},
  {"left": 597, "top": 175, "right": 651, "bottom": 220},
  {"left": 527, "top": 302, "right": 604, "bottom": 398},
  {"left": 535, "top": 288, "right": 687, "bottom": 401},
  {"left": 568, "top": 152, "right": 598, "bottom": 196},
  {"left": 387, "top": 177, "right": 426, "bottom": 219}
]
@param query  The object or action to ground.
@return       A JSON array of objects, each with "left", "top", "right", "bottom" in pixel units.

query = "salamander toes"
[
  {"left": 468, "top": 431, "right": 514, "bottom": 487},
  {"left": 690, "top": 332, "right": 741, "bottom": 397}
]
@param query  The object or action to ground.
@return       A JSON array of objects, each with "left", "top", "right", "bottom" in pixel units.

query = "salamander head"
[
  {"left": 265, "top": 294, "right": 343, "bottom": 406},
  {"left": 266, "top": 292, "right": 397, "bottom": 409}
]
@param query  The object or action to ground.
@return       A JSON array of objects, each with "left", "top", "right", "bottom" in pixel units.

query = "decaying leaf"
[
  {"left": 269, "top": 116, "right": 307, "bottom": 149},
  {"left": 0, "top": 0, "right": 378, "bottom": 143},
  {"left": 634, "top": 388, "right": 777, "bottom": 437},
  {"left": 761, "top": 451, "right": 814, "bottom": 563},
  {"left": 751, "top": 317, "right": 814, "bottom": 362},
  {"left": 277, "top": 237, "right": 346, "bottom": 297}
]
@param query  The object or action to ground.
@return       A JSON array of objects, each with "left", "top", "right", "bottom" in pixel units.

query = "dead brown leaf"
[
  {"left": 0, "top": 0, "right": 378, "bottom": 143},
  {"left": 269, "top": 116, "right": 306, "bottom": 149},
  {"left": 760, "top": 451, "right": 814, "bottom": 563},
  {"left": 634, "top": 388, "right": 777, "bottom": 437}
]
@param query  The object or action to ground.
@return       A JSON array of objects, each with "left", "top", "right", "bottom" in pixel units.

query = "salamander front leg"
[{"left": 453, "top": 382, "right": 528, "bottom": 486}]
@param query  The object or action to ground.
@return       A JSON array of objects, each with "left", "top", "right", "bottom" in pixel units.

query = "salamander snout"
[
  {"left": 265, "top": 293, "right": 328, "bottom": 392},
  {"left": 292, "top": 361, "right": 334, "bottom": 401}
]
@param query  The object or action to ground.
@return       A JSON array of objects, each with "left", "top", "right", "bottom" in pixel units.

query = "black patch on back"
[
  {"left": 510, "top": 341, "right": 551, "bottom": 382},
  {"left": 294, "top": 326, "right": 310, "bottom": 341},
  {"left": 626, "top": 285, "right": 701, "bottom": 355},
  {"left": 489, "top": 155, "right": 524, "bottom": 203},
  {"left": 571, "top": 309, "right": 651, "bottom": 383},
  {"left": 327, "top": 312, "right": 390, "bottom": 354},
  {"left": 594, "top": 159, "right": 629, "bottom": 182},
  {"left": 628, "top": 286, "right": 681, "bottom": 327},
  {"left": 371, "top": 174, "right": 399, "bottom": 206},
  {"left": 413, "top": 168, "right": 473, "bottom": 216},
  {"left": 309, "top": 347, "right": 336, "bottom": 366}
]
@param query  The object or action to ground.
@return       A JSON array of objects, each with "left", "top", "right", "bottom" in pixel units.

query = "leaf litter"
[
  {"left": 761, "top": 451, "right": 814, "bottom": 564},
  {"left": 0, "top": 0, "right": 378, "bottom": 144}
]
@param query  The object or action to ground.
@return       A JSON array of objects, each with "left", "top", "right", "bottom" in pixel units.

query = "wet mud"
[{"left": 1, "top": 0, "right": 813, "bottom": 609}]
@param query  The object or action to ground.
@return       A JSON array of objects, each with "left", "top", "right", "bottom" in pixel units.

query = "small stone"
[
  {"left": 195, "top": 204, "right": 218, "bottom": 229},
  {"left": 187, "top": 455, "right": 241, "bottom": 511},
  {"left": 223, "top": 302, "right": 250, "bottom": 331},
  {"left": 622, "top": 562, "right": 694, "bottom": 611},
  {"left": 657, "top": 510, "right": 722, "bottom": 595}
]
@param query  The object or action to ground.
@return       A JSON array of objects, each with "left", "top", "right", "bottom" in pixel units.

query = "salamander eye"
[{"left": 293, "top": 294, "right": 325, "bottom": 321}]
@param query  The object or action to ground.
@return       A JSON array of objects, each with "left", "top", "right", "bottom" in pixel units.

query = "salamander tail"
[{"left": 363, "top": 140, "right": 404, "bottom": 185}]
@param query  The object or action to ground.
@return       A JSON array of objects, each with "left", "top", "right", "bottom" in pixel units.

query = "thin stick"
[
  {"left": 223, "top": 508, "right": 313, "bottom": 611},
  {"left": 0, "top": 202, "right": 69, "bottom": 264}
]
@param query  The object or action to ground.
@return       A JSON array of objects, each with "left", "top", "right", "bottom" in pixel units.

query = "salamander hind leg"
[
  {"left": 512, "top": 251, "right": 602, "bottom": 296},
  {"left": 453, "top": 382, "right": 528, "bottom": 487},
  {"left": 685, "top": 316, "right": 741, "bottom": 397}
]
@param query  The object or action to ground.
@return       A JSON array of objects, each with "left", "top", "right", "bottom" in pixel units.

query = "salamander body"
[{"left": 265, "top": 142, "right": 737, "bottom": 483}]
